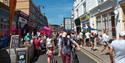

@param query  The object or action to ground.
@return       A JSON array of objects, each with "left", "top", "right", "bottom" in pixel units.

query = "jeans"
[{"left": 61, "top": 52, "right": 71, "bottom": 63}]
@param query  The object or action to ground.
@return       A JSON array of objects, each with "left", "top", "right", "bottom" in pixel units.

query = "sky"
[{"left": 32, "top": 0, "right": 73, "bottom": 25}]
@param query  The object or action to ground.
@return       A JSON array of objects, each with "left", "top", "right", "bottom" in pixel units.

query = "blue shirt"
[{"left": 110, "top": 40, "right": 125, "bottom": 63}]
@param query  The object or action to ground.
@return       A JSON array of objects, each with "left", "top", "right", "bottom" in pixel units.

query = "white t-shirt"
[
  {"left": 110, "top": 40, "right": 125, "bottom": 63},
  {"left": 102, "top": 33, "right": 109, "bottom": 42},
  {"left": 58, "top": 37, "right": 62, "bottom": 46},
  {"left": 85, "top": 32, "right": 90, "bottom": 39},
  {"left": 46, "top": 38, "right": 52, "bottom": 47},
  {"left": 79, "top": 32, "right": 83, "bottom": 39}
]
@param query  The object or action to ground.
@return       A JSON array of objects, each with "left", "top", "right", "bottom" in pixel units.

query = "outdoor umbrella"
[{"left": 39, "top": 26, "right": 52, "bottom": 36}]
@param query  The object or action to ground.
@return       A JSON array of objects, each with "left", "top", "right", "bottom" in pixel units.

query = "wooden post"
[{"left": 9, "top": 0, "right": 17, "bottom": 35}]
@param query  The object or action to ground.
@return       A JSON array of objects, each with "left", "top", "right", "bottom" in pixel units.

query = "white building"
[
  {"left": 72, "top": 0, "right": 98, "bottom": 33},
  {"left": 73, "top": 0, "right": 98, "bottom": 19},
  {"left": 90, "top": 0, "right": 125, "bottom": 39}
]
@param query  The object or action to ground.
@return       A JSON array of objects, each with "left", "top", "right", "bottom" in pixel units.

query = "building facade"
[
  {"left": 0, "top": 0, "right": 9, "bottom": 6},
  {"left": 0, "top": 0, "right": 48, "bottom": 35},
  {"left": 90, "top": 0, "right": 125, "bottom": 38},
  {"left": 114, "top": 0, "right": 125, "bottom": 38},
  {"left": 0, "top": 0, "right": 29, "bottom": 15},
  {"left": 72, "top": 0, "right": 98, "bottom": 33},
  {"left": 90, "top": 0, "right": 116, "bottom": 38},
  {"left": 29, "top": 0, "right": 48, "bottom": 31},
  {"left": 16, "top": 0, "right": 29, "bottom": 15}
]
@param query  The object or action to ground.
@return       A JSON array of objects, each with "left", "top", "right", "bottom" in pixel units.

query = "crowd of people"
[
  {"left": 0, "top": 28, "right": 125, "bottom": 63},
  {"left": 20, "top": 29, "right": 125, "bottom": 63}
]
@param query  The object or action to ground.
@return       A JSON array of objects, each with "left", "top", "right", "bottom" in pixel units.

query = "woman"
[
  {"left": 46, "top": 35, "right": 54, "bottom": 63},
  {"left": 61, "top": 32, "right": 80, "bottom": 63}
]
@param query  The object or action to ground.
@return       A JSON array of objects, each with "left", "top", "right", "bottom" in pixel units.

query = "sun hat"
[{"left": 119, "top": 31, "right": 125, "bottom": 36}]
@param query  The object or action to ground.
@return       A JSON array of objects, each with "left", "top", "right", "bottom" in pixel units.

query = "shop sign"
[
  {"left": 80, "top": 15, "right": 90, "bottom": 21},
  {"left": 10, "top": 35, "right": 20, "bottom": 48},
  {"left": 16, "top": 50, "right": 27, "bottom": 63}
]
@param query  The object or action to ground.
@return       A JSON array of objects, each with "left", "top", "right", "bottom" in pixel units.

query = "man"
[
  {"left": 85, "top": 31, "right": 91, "bottom": 47},
  {"left": 109, "top": 31, "right": 125, "bottom": 63},
  {"left": 100, "top": 31, "right": 110, "bottom": 53}
]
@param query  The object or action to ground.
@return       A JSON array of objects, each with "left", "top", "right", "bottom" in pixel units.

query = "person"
[
  {"left": 57, "top": 33, "right": 62, "bottom": 57},
  {"left": 40, "top": 35, "right": 46, "bottom": 54},
  {"left": 46, "top": 35, "right": 54, "bottom": 63},
  {"left": 109, "top": 31, "right": 125, "bottom": 63},
  {"left": 33, "top": 36, "right": 41, "bottom": 59},
  {"left": 90, "top": 32, "right": 96, "bottom": 51},
  {"left": 24, "top": 33, "right": 31, "bottom": 45},
  {"left": 61, "top": 32, "right": 80, "bottom": 63},
  {"left": 79, "top": 32, "right": 83, "bottom": 47},
  {"left": 85, "top": 31, "right": 91, "bottom": 47},
  {"left": 100, "top": 31, "right": 110, "bottom": 53},
  {"left": 71, "top": 32, "right": 76, "bottom": 41}
]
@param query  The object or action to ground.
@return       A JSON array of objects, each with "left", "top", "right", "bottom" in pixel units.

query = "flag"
[{"left": 9, "top": 0, "right": 17, "bottom": 35}]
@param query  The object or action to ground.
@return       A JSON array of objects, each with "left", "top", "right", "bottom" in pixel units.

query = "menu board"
[
  {"left": 16, "top": 50, "right": 27, "bottom": 63},
  {"left": 10, "top": 35, "right": 20, "bottom": 48}
]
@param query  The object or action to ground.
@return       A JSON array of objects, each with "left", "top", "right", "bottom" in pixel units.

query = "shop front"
[
  {"left": 90, "top": 0, "right": 116, "bottom": 38},
  {"left": 80, "top": 14, "right": 91, "bottom": 32},
  {"left": 16, "top": 11, "right": 29, "bottom": 37}
]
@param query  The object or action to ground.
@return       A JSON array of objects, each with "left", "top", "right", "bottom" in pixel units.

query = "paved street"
[{"left": 34, "top": 51, "right": 96, "bottom": 63}]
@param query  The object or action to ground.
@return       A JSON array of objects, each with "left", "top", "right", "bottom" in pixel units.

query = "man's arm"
[
  {"left": 71, "top": 39, "right": 81, "bottom": 51},
  {"left": 109, "top": 47, "right": 114, "bottom": 63}
]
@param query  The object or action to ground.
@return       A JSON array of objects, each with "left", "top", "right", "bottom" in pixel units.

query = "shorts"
[
  {"left": 91, "top": 37, "right": 94, "bottom": 43},
  {"left": 86, "top": 38, "right": 89, "bottom": 42}
]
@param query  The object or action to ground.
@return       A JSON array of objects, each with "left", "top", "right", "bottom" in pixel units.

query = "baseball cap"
[{"left": 119, "top": 31, "right": 125, "bottom": 36}]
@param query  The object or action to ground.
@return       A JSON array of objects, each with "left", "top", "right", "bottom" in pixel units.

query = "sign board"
[
  {"left": 64, "top": 18, "right": 72, "bottom": 30},
  {"left": 16, "top": 50, "right": 27, "bottom": 63},
  {"left": 10, "top": 35, "right": 20, "bottom": 48}
]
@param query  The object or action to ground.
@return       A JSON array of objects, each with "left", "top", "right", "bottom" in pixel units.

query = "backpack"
[{"left": 62, "top": 37, "right": 73, "bottom": 55}]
